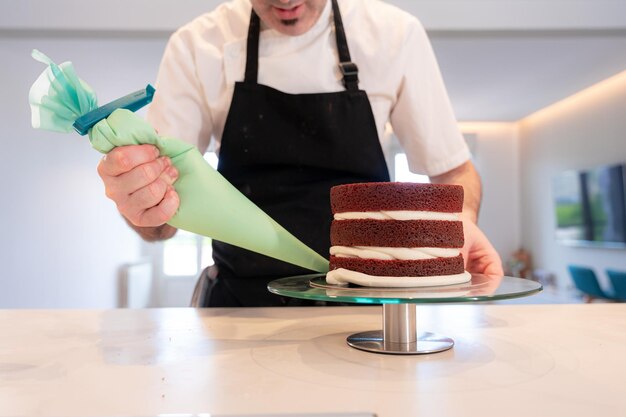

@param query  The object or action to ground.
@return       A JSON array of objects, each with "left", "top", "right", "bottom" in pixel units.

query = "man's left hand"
[{"left": 461, "top": 218, "right": 504, "bottom": 276}]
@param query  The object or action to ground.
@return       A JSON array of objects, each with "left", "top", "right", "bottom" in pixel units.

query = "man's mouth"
[{"left": 272, "top": 3, "right": 304, "bottom": 21}]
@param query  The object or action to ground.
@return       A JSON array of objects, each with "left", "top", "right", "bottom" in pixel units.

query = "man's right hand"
[{"left": 97, "top": 144, "right": 179, "bottom": 240}]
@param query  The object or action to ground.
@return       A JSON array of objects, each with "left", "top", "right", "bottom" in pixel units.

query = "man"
[{"left": 98, "top": 0, "right": 503, "bottom": 306}]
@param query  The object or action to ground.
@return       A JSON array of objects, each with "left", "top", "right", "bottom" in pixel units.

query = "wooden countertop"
[{"left": 1, "top": 304, "right": 625, "bottom": 416}]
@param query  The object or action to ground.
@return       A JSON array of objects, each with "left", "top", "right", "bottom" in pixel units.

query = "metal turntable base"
[{"left": 268, "top": 274, "right": 542, "bottom": 355}]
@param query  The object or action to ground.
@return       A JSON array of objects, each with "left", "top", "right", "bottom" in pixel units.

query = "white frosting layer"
[
  {"left": 334, "top": 210, "right": 459, "bottom": 221},
  {"left": 326, "top": 269, "right": 471, "bottom": 288},
  {"left": 330, "top": 246, "right": 460, "bottom": 260}
]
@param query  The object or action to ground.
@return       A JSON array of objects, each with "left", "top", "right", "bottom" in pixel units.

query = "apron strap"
[
  {"left": 331, "top": 0, "right": 359, "bottom": 91},
  {"left": 244, "top": 10, "right": 261, "bottom": 84},
  {"left": 244, "top": 0, "right": 360, "bottom": 91}
]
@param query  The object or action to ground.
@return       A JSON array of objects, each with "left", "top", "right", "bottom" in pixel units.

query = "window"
[
  {"left": 393, "top": 153, "right": 429, "bottom": 183},
  {"left": 163, "top": 231, "right": 213, "bottom": 276}
]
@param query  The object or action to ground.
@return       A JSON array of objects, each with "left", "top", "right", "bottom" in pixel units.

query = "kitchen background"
[{"left": 1, "top": 0, "right": 625, "bottom": 308}]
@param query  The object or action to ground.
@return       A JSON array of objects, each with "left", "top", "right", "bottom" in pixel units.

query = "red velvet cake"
[{"left": 327, "top": 182, "right": 471, "bottom": 287}]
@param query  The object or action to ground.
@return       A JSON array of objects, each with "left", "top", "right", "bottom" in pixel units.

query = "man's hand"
[
  {"left": 430, "top": 160, "right": 503, "bottom": 276},
  {"left": 97, "top": 144, "right": 179, "bottom": 241},
  {"left": 460, "top": 216, "right": 504, "bottom": 276}
]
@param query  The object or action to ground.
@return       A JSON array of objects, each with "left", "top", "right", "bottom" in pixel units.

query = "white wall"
[
  {"left": 519, "top": 72, "right": 626, "bottom": 290},
  {"left": 0, "top": 35, "right": 168, "bottom": 308}
]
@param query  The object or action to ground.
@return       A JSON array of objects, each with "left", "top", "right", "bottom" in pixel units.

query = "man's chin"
[
  {"left": 275, "top": 18, "right": 311, "bottom": 35},
  {"left": 280, "top": 18, "right": 299, "bottom": 27}
]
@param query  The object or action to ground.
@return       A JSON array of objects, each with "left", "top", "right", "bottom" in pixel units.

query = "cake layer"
[
  {"left": 329, "top": 254, "right": 465, "bottom": 277},
  {"left": 331, "top": 182, "right": 463, "bottom": 214},
  {"left": 330, "top": 219, "right": 464, "bottom": 248}
]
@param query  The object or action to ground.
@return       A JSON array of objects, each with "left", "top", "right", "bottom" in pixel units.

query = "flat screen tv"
[{"left": 552, "top": 163, "right": 626, "bottom": 248}]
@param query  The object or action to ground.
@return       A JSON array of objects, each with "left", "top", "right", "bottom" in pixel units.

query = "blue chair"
[
  {"left": 606, "top": 269, "right": 626, "bottom": 302},
  {"left": 567, "top": 265, "right": 613, "bottom": 303}
]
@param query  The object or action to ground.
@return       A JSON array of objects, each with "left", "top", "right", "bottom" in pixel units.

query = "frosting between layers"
[
  {"left": 334, "top": 210, "right": 460, "bottom": 221},
  {"left": 326, "top": 268, "right": 471, "bottom": 288},
  {"left": 330, "top": 206, "right": 466, "bottom": 287},
  {"left": 329, "top": 246, "right": 460, "bottom": 260}
]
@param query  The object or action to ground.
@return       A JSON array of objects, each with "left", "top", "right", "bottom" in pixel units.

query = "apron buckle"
[{"left": 339, "top": 62, "right": 359, "bottom": 88}]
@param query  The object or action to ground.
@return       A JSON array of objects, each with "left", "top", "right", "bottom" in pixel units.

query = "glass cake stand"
[{"left": 268, "top": 273, "right": 542, "bottom": 355}]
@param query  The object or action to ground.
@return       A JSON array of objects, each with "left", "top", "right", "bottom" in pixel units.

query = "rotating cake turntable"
[{"left": 268, "top": 273, "right": 542, "bottom": 355}]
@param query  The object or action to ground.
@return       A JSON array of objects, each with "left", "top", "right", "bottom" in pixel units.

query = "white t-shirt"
[{"left": 147, "top": 0, "right": 470, "bottom": 176}]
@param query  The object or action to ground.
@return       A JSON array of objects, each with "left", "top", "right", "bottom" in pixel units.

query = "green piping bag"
[{"left": 29, "top": 50, "right": 329, "bottom": 273}]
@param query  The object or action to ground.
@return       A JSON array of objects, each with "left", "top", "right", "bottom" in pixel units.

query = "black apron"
[{"left": 201, "top": 0, "right": 390, "bottom": 307}]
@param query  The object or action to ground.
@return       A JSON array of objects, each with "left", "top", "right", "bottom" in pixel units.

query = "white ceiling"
[{"left": 429, "top": 31, "right": 626, "bottom": 121}]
